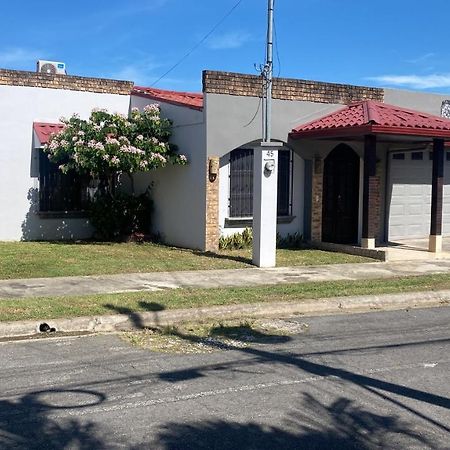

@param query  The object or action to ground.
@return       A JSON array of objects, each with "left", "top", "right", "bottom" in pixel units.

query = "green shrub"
[
  {"left": 219, "top": 228, "right": 304, "bottom": 250},
  {"left": 276, "top": 232, "right": 304, "bottom": 249},
  {"left": 219, "top": 228, "right": 253, "bottom": 250},
  {"left": 89, "top": 190, "right": 153, "bottom": 241}
]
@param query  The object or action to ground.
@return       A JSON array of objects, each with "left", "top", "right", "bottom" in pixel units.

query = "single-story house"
[{"left": 2, "top": 67, "right": 450, "bottom": 254}]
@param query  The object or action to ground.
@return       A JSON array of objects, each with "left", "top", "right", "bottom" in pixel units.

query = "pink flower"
[
  {"left": 106, "top": 137, "right": 120, "bottom": 146},
  {"left": 144, "top": 104, "right": 159, "bottom": 113}
]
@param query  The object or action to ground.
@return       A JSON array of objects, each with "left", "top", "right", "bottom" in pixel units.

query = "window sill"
[
  {"left": 224, "top": 216, "right": 296, "bottom": 228},
  {"left": 37, "top": 211, "right": 89, "bottom": 219}
]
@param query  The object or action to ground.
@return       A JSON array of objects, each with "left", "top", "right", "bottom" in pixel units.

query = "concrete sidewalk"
[{"left": 2, "top": 259, "right": 450, "bottom": 299}]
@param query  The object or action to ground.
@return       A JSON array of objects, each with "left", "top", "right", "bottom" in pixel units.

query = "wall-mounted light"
[{"left": 209, "top": 158, "right": 219, "bottom": 182}]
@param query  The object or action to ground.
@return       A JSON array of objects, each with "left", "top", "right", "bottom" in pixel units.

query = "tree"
[
  {"left": 43, "top": 105, "right": 187, "bottom": 239},
  {"left": 44, "top": 105, "right": 187, "bottom": 194}
]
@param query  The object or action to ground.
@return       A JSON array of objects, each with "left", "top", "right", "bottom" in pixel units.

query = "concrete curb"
[{"left": 1, "top": 290, "right": 450, "bottom": 340}]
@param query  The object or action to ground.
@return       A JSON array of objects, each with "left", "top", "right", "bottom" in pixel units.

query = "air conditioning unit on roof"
[{"left": 37, "top": 60, "right": 67, "bottom": 75}]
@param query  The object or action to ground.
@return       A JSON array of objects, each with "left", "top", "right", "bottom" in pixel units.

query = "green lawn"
[
  {"left": 0, "top": 241, "right": 372, "bottom": 280},
  {"left": 1, "top": 273, "right": 449, "bottom": 322}
]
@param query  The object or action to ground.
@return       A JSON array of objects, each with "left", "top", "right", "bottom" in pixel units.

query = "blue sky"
[{"left": 1, "top": 0, "right": 450, "bottom": 93}]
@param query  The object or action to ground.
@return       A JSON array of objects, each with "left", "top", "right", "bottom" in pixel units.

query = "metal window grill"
[
  {"left": 229, "top": 148, "right": 292, "bottom": 218},
  {"left": 229, "top": 148, "right": 254, "bottom": 217},
  {"left": 39, "top": 150, "right": 89, "bottom": 212}
]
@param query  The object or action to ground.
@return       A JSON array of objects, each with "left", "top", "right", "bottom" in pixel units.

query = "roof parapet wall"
[
  {"left": 0, "top": 69, "right": 133, "bottom": 95},
  {"left": 203, "top": 70, "right": 384, "bottom": 105}
]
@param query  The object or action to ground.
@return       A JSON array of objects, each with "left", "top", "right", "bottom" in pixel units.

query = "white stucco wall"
[
  {"left": 130, "top": 96, "right": 206, "bottom": 250},
  {"left": 0, "top": 84, "right": 131, "bottom": 241}
]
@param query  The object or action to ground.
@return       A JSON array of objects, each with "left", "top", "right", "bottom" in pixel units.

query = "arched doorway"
[{"left": 322, "top": 144, "right": 360, "bottom": 244}]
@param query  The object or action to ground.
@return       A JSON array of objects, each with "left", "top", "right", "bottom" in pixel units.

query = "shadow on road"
[
  {"left": 2, "top": 328, "right": 449, "bottom": 448},
  {"left": 0, "top": 388, "right": 436, "bottom": 449},
  {"left": 0, "top": 389, "right": 108, "bottom": 449},
  {"left": 154, "top": 392, "right": 433, "bottom": 450},
  {"left": 155, "top": 329, "right": 450, "bottom": 437}
]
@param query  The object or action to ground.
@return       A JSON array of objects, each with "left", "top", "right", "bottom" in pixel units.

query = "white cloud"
[
  {"left": 207, "top": 31, "right": 252, "bottom": 50},
  {"left": 405, "top": 52, "right": 436, "bottom": 65},
  {"left": 0, "top": 48, "right": 44, "bottom": 66},
  {"left": 367, "top": 74, "right": 450, "bottom": 90}
]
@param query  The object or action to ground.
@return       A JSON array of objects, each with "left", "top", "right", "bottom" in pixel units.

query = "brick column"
[
  {"left": 311, "top": 156, "right": 323, "bottom": 242},
  {"left": 429, "top": 138, "right": 445, "bottom": 252},
  {"left": 205, "top": 156, "right": 220, "bottom": 252},
  {"left": 362, "top": 135, "right": 379, "bottom": 249},
  {"left": 374, "top": 157, "right": 383, "bottom": 241}
]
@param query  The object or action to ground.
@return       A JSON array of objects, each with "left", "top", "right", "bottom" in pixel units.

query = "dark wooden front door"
[{"left": 322, "top": 144, "right": 360, "bottom": 244}]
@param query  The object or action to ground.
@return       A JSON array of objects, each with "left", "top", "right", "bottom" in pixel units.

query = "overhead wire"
[
  {"left": 151, "top": 0, "right": 245, "bottom": 87},
  {"left": 246, "top": 0, "right": 278, "bottom": 128},
  {"left": 273, "top": 2, "right": 281, "bottom": 78}
]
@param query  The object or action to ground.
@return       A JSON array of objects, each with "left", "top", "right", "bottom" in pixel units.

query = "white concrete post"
[{"left": 252, "top": 142, "right": 281, "bottom": 267}]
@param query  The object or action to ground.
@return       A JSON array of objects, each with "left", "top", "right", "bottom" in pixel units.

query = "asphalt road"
[{"left": 1, "top": 307, "right": 449, "bottom": 449}]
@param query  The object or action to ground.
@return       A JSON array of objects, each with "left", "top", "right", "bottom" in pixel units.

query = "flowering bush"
[
  {"left": 43, "top": 105, "right": 187, "bottom": 190},
  {"left": 43, "top": 105, "right": 187, "bottom": 239}
]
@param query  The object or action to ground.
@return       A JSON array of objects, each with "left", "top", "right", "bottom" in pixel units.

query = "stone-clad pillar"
[
  {"left": 429, "top": 138, "right": 445, "bottom": 253},
  {"left": 310, "top": 156, "right": 323, "bottom": 242},
  {"left": 205, "top": 156, "right": 220, "bottom": 252},
  {"left": 361, "top": 135, "right": 378, "bottom": 249}
]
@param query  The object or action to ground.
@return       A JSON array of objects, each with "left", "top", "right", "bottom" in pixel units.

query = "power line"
[
  {"left": 273, "top": 0, "right": 281, "bottom": 77},
  {"left": 244, "top": 97, "right": 262, "bottom": 127},
  {"left": 151, "top": 0, "right": 245, "bottom": 87}
]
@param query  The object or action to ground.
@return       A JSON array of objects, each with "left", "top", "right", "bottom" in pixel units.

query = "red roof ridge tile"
[
  {"left": 291, "top": 100, "right": 450, "bottom": 140},
  {"left": 33, "top": 122, "right": 64, "bottom": 145},
  {"left": 132, "top": 86, "right": 203, "bottom": 111}
]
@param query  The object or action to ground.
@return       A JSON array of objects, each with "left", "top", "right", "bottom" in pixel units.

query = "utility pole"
[
  {"left": 262, "top": 0, "right": 274, "bottom": 143},
  {"left": 252, "top": 0, "right": 279, "bottom": 268}
]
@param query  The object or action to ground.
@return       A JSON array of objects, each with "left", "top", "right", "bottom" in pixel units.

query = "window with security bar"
[
  {"left": 229, "top": 148, "right": 292, "bottom": 218},
  {"left": 38, "top": 150, "right": 90, "bottom": 213}
]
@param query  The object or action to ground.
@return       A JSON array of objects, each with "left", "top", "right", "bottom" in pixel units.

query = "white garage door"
[{"left": 388, "top": 150, "right": 450, "bottom": 240}]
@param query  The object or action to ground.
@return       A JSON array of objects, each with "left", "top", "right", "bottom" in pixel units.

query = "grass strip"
[
  {"left": 1, "top": 273, "right": 450, "bottom": 322},
  {"left": 0, "top": 241, "right": 372, "bottom": 280}
]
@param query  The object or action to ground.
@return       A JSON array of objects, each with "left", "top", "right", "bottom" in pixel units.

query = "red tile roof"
[
  {"left": 291, "top": 100, "right": 450, "bottom": 139},
  {"left": 33, "top": 122, "right": 64, "bottom": 145},
  {"left": 132, "top": 86, "right": 203, "bottom": 111}
]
